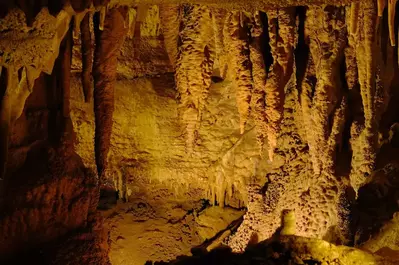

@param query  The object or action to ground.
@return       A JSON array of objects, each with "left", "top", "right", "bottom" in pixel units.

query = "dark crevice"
[
  {"left": 0, "top": 67, "right": 7, "bottom": 104},
  {"left": 294, "top": 6, "right": 309, "bottom": 99},
  {"left": 260, "top": 11, "right": 273, "bottom": 72}
]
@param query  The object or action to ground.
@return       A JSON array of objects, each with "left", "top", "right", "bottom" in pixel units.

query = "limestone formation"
[
  {"left": 1, "top": 1, "right": 399, "bottom": 265},
  {"left": 80, "top": 12, "right": 94, "bottom": 103},
  {"left": 93, "top": 7, "right": 128, "bottom": 185},
  {"left": 175, "top": 4, "right": 215, "bottom": 152}
]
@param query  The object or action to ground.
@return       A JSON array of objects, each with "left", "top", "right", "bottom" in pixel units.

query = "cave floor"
[{"left": 102, "top": 192, "right": 244, "bottom": 265}]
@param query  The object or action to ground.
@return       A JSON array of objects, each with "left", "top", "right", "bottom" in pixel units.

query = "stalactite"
[
  {"left": 127, "top": 8, "right": 137, "bottom": 39},
  {"left": 377, "top": 0, "right": 387, "bottom": 17},
  {"left": 350, "top": 0, "right": 378, "bottom": 193},
  {"left": 375, "top": 19, "right": 394, "bottom": 125},
  {"left": 325, "top": 97, "right": 347, "bottom": 172},
  {"left": 224, "top": 11, "right": 253, "bottom": 134},
  {"left": 349, "top": 3, "right": 360, "bottom": 36},
  {"left": 249, "top": 12, "right": 268, "bottom": 153},
  {"left": 0, "top": 8, "right": 71, "bottom": 203},
  {"left": 264, "top": 8, "right": 296, "bottom": 161},
  {"left": 159, "top": 4, "right": 180, "bottom": 68},
  {"left": 300, "top": 55, "right": 320, "bottom": 173},
  {"left": 61, "top": 25, "right": 72, "bottom": 119},
  {"left": 73, "top": 12, "right": 86, "bottom": 37},
  {"left": 93, "top": 7, "right": 128, "bottom": 185},
  {"left": 303, "top": 6, "right": 347, "bottom": 175},
  {"left": 345, "top": 5, "right": 358, "bottom": 91},
  {"left": 212, "top": 8, "right": 228, "bottom": 79},
  {"left": 388, "top": 0, "right": 397, "bottom": 46},
  {"left": 81, "top": 12, "right": 93, "bottom": 103},
  {"left": 99, "top": 6, "right": 106, "bottom": 31},
  {"left": 175, "top": 4, "right": 215, "bottom": 152}
]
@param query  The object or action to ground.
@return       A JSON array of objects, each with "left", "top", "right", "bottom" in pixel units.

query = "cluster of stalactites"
[
  {"left": 223, "top": 9, "right": 296, "bottom": 160},
  {"left": 169, "top": 6, "right": 298, "bottom": 158},
  {"left": 301, "top": 6, "right": 347, "bottom": 176},
  {"left": 174, "top": 4, "right": 216, "bottom": 153},
  {"left": 346, "top": 0, "right": 395, "bottom": 194},
  {"left": 263, "top": 8, "right": 296, "bottom": 160}
]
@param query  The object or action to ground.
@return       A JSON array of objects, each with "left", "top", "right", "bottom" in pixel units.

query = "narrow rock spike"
[
  {"left": 93, "top": 7, "right": 129, "bottom": 184},
  {"left": 159, "top": 4, "right": 180, "bottom": 68},
  {"left": 349, "top": 3, "right": 360, "bottom": 36},
  {"left": 99, "top": 6, "right": 107, "bottom": 31},
  {"left": 249, "top": 12, "right": 268, "bottom": 153},
  {"left": 225, "top": 11, "right": 253, "bottom": 134},
  {"left": 377, "top": 0, "right": 386, "bottom": 17},
  {"left": 388, "top": 0, "right": 397, "bottom": 46},
  {"left": 81, "top": 12, "right": 93, "bottom": 103},
  {"left": 175, "top": 4, "right": 215, "bottom": 152}
]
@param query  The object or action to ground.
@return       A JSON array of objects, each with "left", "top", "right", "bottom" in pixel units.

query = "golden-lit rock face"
[{"left": 1, "top": 1, "right": 399, "bottom": 265}]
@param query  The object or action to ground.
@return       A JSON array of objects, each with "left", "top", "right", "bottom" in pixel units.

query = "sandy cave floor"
[{"left": 101, "top": 192, "right": 244, "bottom": 265}]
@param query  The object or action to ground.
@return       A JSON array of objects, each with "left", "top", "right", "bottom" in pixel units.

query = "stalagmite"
[
  {"left": 265, "top": 8, "right": 296, "bottom": 160},
  {"left": 249, "top": 12, "right": 268, "bottom": 153},
  {"left": 225, "top": 11, "right": 253, "bottom": 134},
  {"left": 159, "top": 4, "right": 180, "bottom": 68},
  {"left": 175, "top": 4, "right": 215, "bottom": 152},
  {"left": 388, "top": 0, "right": 397, "bottom": 46},
  {"left": 93, "top": 7, "right": 128, "bottom": 185},
  {"left": 81, "top": 12, "right": 93, "bottom": 103}
]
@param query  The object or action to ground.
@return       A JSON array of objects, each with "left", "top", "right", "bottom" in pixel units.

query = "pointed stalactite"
[
  {"left": 126, "top": 8, "right": 137, "bottom": 39},
  {"left": 93, "top": 7, "right": 129, "bottom": 185},
  {"left": 81, "top": 12, "right": 93, "bottom": 103},
  {"left": 325, "top": 97, "right": 347, "bottom": 172},
  {"left": 301, "top": 54, "right": 320, "bottom": 171},
  {"left": 175, "top": 4, "right": 215, "bottom": 152},
  {"left": 61, "top": 24, "right": 72, "bottom": 120},
  {"left": 345, "top": 5, "right": 358, "bottom": 92},
  {"left": 99, "top": 6, "right": 107, "bottom": 31},
  {"left": 350, "top": 0, "right": 378, "bottom": 193},
  {"left": 225, "top": 11, "right": 253, "bottom": 134},
  {"left": 375, "top": 17, "right": 394, "bottom": 125},
  {"left": 159, "top": 4, "right": 180, "bottom": 68},
  {"left": 211, "top": 7, "right": 228, "bottom": 79},
  {"left": 349, "top": 3, "right": 360, "bottom": 36},
  {"left": 388, "top": 0, "right": 397, "bottom": 46},
  {"left": 377, "top": 0, "right": 387, "bottom": 17},
  {"left": 303, "top": 6, "right": 346, "bottom": 175},
  {"left": 249, "top": 12, "right": 268, "bottom": 153},
  {"left": 264, "top": 8, "right": 296, "bottom": 161},
  {"left": 58, "top": 23, "right": 74, "bottom": 152}
]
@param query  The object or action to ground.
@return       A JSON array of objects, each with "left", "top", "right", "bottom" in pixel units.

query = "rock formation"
[
  {"left": 93, "top": 6, "right": 129, "bottom": 187},
  {"left": 1, "top": 0, "right": 399, "bottom": 264}
]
